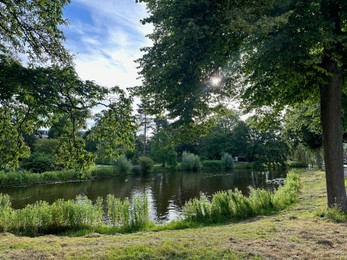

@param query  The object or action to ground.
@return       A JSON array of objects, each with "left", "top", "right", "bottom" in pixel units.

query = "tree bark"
[{"left": 320, "top": 56, "right": 347, "bottom": 211}]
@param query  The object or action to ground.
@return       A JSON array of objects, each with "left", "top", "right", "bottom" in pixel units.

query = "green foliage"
[
  {"left": 0, "top": 193, "right": 149, "bottom": 236},
  {"left": 287, "top": 161, "right": 308, "bottom": 169},
  {"left": 0, "top": 0, "right": 71, "bottom": 64},
  {"left": 0, "top": 193, "right": 13, "bottom": 232},
  {"left": 0, "top": 60, "right": 109, "bottom": 171},
  {"left": 249, "top": 130, "right": 289, "bottom": 168},
  {"left": 182, "top": 194, "right": 212, "bottom": 222},
  {"left": 272, "top": 172, "right": 301, "bottom": 210},
  {"left": 55, "top": 136, "right": 95, "bottom": 171},
  {"left": 139, "top": 156, "right": 154, "bottom": 174},
  {"left": 221, "top": 153, "right": 234, "bottom": 170},
  {"left": 131, "top": 194, "right": 149, "bottom": 229},
  {"left": 89, "top": 87, "right": 137, "bottom": 163},
  {"left": 201, "top": 160, "right": 221, "bottom": 169},
  {"left": 0, "top": 170, "right": 81, "bottom": 187},
  {"left": 317, "top": 206, "right": 347, "bottom": 223},
  {"left": 115, "top": 156, "right": 133, "bottom": 174},
  {"left": 34, "top": 139, "right": 59, "bottom": 154},
  {"left": 0, "top": 108, "right": 30, "bottom": 169},
  {"left": 182, "top": 171, "right": 300, "bottom": 223},
  {"left": 107, "top": 195, "right": 130, "bottom": 228},
  {"left": 233, "top": 162, "right": 255, "bottom": 169},
  {"left": 0, "top": 194, "right": 104, "bottom": 235},
  {"left": 137, "top": 0, "right": 347, "bottom": 209},
  {"left": 181, "top": 152, "right": 202, "bottom": 171},
  {"left": 248, "top": 187, "right": 273, "bottom": 215},
  {"left": 0, "top": 166, "right": 132, "bottom": 188},
  {"left": 90, "top": 167, "right": 118, "bottom": 179},
  {"left": 150, "top": 130, "right": 177, "bottom": 168},
  {"left": 20, "top": 152, "right": 55, "bottom": 173}
]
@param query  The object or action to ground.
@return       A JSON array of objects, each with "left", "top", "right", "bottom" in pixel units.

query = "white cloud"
[{"left": 64, "top": 0, "right": 153, "bottom": 90}]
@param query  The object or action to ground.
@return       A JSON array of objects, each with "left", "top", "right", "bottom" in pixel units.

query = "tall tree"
[
  {"left": 0, "top": 60, "right": 108, "bottom": 169},
  {"left": 283, "top": 102, "right": 323, "bottom": 169},
  {"left": 138, "top": 0, "right": 347, "bottom": 210},
  {"left": 150, "top": 129, "right": 177, "bottom": 167},
  {"left": 136, "top": 98, "right": 154, "bottom": 155},
  {"left": 89, "top": 87, "right": 138, "bottom": 163}
]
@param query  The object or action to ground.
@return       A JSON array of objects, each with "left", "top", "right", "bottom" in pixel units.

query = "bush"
[
  {"left": 202, "top": 160, "right": 221, "bottom": 169},
  {"left": 181, "top": 152, "right": 202, "bottom": 171},
  {"left": 139, "top": 156, "right": 154, "bottom": 174},
  {"left": 221, "top": 153, "right": 234, "bottom": 170},
  {"left": 287, "top": 161, "right": 308, "bottom": 168},
  {"left": 21, "top": 152, "right": 55, "bottom": 173},
  {"left": 115, "top": 155, "right": 132, "bottom": 174}
]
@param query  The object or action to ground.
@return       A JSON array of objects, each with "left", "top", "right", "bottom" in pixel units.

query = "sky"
[{"left": 62, "top": 0, "right": 153, "bottom": 92}]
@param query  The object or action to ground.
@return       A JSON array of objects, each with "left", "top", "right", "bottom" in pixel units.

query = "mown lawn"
[{"left": 0, "top": 170, "right": 347, "bottom": 259}]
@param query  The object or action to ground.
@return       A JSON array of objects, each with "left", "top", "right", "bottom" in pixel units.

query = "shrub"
[
  {"left": 221, "top": 153, "right": 234, "bottom": 170},
  {"left": 139, "top": 156, "right": 154, "bottom": 174},
  {"left": 287, "top": 161, "right": 308, "bottom": 168},
  {"left": 115, "top": 155, "right": 132, "bottom": 174},
  {"left": 202, "top": 160, "right": 221, "bottom": 169},
  {"left": 181, "top": 152, "right": 202, "bottom": 171},
  {"left": 21, "top": 152, "right": 55, "bottom": 173}
]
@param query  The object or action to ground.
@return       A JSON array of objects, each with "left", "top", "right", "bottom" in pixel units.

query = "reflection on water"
[{"left": 0, "top": 169, "right": 286, "bottom": 223}]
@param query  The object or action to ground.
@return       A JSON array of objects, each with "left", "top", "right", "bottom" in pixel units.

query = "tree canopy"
[
  {"left": 0, "top": 0, "right": 71, "bottom": 64},
  {"left": 138, "top": 0, "right": 347, "bottom": 210}
]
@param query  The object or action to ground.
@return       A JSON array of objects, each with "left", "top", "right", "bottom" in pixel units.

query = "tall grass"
[
  {"left": 182, "top": 171, "right": 300, "bottom": 223},
  {"left": 0, "top": 166, "right": 124, "bottom": 188},
  {"left": 0, "top": 193, "right": 149, "bottom": 236}
]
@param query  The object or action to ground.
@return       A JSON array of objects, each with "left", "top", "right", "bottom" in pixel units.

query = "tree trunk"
[
  {"left": 320, "top": 56, "right": 347, "bottom": 211},
  {"left": 143, "top": 113, "right": 147, "bottom": 155},
  {"left": 315, "top": 148, "right": 322, "bottom": 170}
]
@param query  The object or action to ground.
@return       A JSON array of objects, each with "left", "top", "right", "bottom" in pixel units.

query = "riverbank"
[
  {"left": 0, "top": 162, "right": 263, "bottom": 189},
  {"left": 0, "top": 170, "right": 346, "bottom": 259}
]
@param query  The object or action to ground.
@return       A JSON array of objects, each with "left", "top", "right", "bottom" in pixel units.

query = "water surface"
[{"left": 0, "top": 169, "right": 286, "bottom": 223}]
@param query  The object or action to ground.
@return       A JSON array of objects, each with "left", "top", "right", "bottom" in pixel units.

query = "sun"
[{"left": 210, "top": 76, "right": 221, "bottom": 87}]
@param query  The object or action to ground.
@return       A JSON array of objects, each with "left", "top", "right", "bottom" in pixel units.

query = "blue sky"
[{"left": 63, "top": 0, "right": 153, "bottom": 91}]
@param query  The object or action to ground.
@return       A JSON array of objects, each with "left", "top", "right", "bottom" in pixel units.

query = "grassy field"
[{"left": 0, "top": 170, "right": 347, "bottom": 259}]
